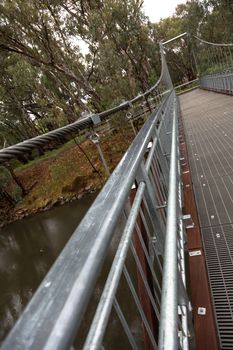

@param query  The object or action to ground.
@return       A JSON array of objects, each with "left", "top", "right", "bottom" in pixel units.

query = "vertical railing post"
[
  {"left": 126, "top": 112, "right": 137, "bottom": 136},
  {"left": 90, "top": 132, "right": 110, "bottom": 177}
]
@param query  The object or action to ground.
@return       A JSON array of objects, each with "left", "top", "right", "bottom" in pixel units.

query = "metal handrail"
[
  {"left": 200, "top": 71, "right": 233, "bottom": 94},
  {"left": 1, "top": 42, "right": 193, "bottom": 350},
  {"left": 162, "top": 32, "right": 187, "bottom": 46},
  {"left": 2, "top": 91, "right": 193, "bottom": 349},
  {"left": 174, "top": 79, "right": 199, "bottom": 90},
  {"left": 158, "top": 102, "right": 178, "bottom": 349},
  {"left": 193, "top": 35, "right": 233, "bottom": 47},
  {"left": 193, "top": 35, "right": 233, "bottom": 94},
  {"left": 0, "top": 93, "right": 166, "bottom": 348}
]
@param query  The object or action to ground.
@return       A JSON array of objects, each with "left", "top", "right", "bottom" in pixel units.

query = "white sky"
[{"left": 143, "top": 0, "right": 187, "bottom": 23}]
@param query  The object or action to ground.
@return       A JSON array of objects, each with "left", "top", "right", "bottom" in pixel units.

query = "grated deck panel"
[{"left": 180, "top": 89, "right": 233, "bottom": 349}]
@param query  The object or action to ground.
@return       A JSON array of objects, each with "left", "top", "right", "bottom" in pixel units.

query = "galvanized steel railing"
[
  {"left": 200, "top": 70, "right": 233, "bottom": 94},
  {"left": 1, "top": 44, "right": 193, "bottom": 350},
  {"left": 162, "top": 32, "right": 233, "bottom": 96},
  {"left": 174, "top": 79, "right": 200, "bottom": 95},
  {"left": 194, "top": 35, "right": 233, "bottom": 94}
]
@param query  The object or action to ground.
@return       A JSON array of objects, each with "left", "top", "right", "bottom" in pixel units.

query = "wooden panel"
[{"left": 188, "top": 251, "right": 219, "bottom": 350}]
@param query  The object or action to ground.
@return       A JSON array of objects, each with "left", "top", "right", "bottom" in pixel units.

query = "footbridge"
[{"left": 1, "top": 34, "right": 233, "bottom": 349}]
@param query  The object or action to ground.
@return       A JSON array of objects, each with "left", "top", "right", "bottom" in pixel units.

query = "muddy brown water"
[
  {"left": 0, "top": 192, "right": 144, "bottom": 349},
  {"left": 0, "top": 193, "right": 98, "bottom": 344}
]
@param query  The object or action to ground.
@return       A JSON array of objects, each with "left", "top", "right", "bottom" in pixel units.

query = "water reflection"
[{"left": 0, "top": 193, "right": 97, "bottom": 343}]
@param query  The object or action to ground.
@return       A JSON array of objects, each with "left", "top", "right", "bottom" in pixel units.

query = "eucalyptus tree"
[
  {"left": 0, "top": 0, "right": 102, "bottom": 144},
  {"left": 0, "top": 0, "right": 159, "bottom": 146}
]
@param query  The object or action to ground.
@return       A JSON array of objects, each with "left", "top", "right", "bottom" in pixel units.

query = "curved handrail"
[{"left": 193, "top": 34, "right": 233, "bottom": 47}]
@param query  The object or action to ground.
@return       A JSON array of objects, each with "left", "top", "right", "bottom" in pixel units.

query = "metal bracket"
[
  {"left": 126, "top": 112, "right": 132, "bottom": 120},
  {"left": 131, "top": 182, "right": 136, "bottom": 190},
  {"left": 127, "top": 101, "right": 133, "bottom": 108},
  {"left": 156, "top": 203, "right": 167, "bottom": 209},
  {"left": 89, "top": 132, "right": 99, "bottom": 145},
  {"left": 136, "top": 164, "right": 165, "bottom": 254},
  {"left": 197, "top": 307, "right": 206, "bottom": 315},
  {"left": 178, "top": 306, "right": 182, "bottom": 315},
  {"left": 90, "top": 114, "right": 101, "bottom": 125},
  {"left": 182, "top": 214, "right": 194, "bottom": 229},
  {"left": 188, "top": 302, "right": 193, "bottom": 312},
  {"left": 189, "top": 250, "right": 201, "bottom": 257},
  {"left": 89, "top": 132, "right": 110, "bottom": 176}
]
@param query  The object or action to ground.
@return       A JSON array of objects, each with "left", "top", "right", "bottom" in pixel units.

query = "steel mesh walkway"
[{"left": 180, "top": 89, "right": 233, "bottom": 349}]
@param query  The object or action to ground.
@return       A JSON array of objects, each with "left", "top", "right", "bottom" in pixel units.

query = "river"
[
  {"left": 0, "top": 193, "right": 98, "bottom": 344},
  {"left": 0, "top": 192, "right": 144, "bottom": 349}
]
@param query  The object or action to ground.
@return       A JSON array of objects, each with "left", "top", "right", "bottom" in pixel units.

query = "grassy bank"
[{"left": 1, "top": 127, "right": 135, "bottom": 226}]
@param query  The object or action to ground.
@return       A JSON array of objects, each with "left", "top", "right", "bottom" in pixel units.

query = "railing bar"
[
  {"left": 158, "top": 98, "right": 178, "bottom": 350},
  {"left": 150, "top": 149, "right": 169, "bottom": 200},
  {"left": 174, "top": 78, "right": 199, "bottom": 90},
  {"left": 137, "top": 184, "right": 165, "bottom": 250},
  {"left": 138, "top": 207, "right": 163, "bottom": 273},
  {"left": 130, "top": 243, "right": 160, "bottom": 318},
  {"left": 181, "top": 305, "right": 189, "bottom": 350},
  {"left": 178, "top": 259, "right": 182, "bottom": 273},
  {"left": 134, "top": 222, "right": 162, "bottom": 294},
  {"left": 159, "top": 106, "right": 173, "bottom": 153},
  {"left": 151, "top": 155, "right": 168, "bottom": 209},
  {"left": 113, "top": 298, "right": 139, "bottom": 350},
  {"left": 148, "top": 162, "right": 160, "bottom": 199},
  {"left": 178, "top": 317, "right": 184, "bottom": 336},
  {"left": 83, "top": 182, "right": 145, "bottom": 350},
  {"left": 162, "top": 32, "right": 187, "bottom": 45},
  {"left": 178, "top": 339, "right": 183, "bottom": 350},
  {"left": 123, "top": 266, "right": 158, "bottom": 349},
  {"left": 148, "top": 165, "right": 167, "bottom": 217},
  {"left": 194, "top": 34, "right": 233, "bottom": 47},
  {"left": 145, "top": 97, "right": 171, "bottom": 172},
  {"left": 156, "top": 141, "right": 170, "bottom": 189}
]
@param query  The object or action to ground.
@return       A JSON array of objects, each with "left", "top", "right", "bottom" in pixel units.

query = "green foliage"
[
  {"left": 0, "top": 0, "right": 232, "bottom": 153},
  {"left": 0, "top": 0, "right": 160, "bottom": 149}
]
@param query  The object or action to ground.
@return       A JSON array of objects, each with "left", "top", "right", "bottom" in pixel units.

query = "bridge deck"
[{"left": 180, "top": 89, "right": 233, "bottom": 350}]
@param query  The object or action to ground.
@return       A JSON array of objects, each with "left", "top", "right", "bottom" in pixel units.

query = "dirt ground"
[{"left": 0, "top": 127, "right": 135, "bottom": 227}]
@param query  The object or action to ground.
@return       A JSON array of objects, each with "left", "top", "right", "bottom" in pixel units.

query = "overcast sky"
[{"left": 143, "top": 0, "right": 187, "bottom": 23}]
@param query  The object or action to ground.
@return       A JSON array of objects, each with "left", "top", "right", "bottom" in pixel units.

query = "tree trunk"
[
  {"left": 0, "top": 189, "right": 16, "bottom": 205},
  {"left": 4, "top": 163, "right": 27, "bottom": 196}
]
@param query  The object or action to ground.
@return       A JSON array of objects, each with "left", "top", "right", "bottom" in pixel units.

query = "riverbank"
[{"left": 0, "top": 127, "right": 135, "bottom": 228}]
